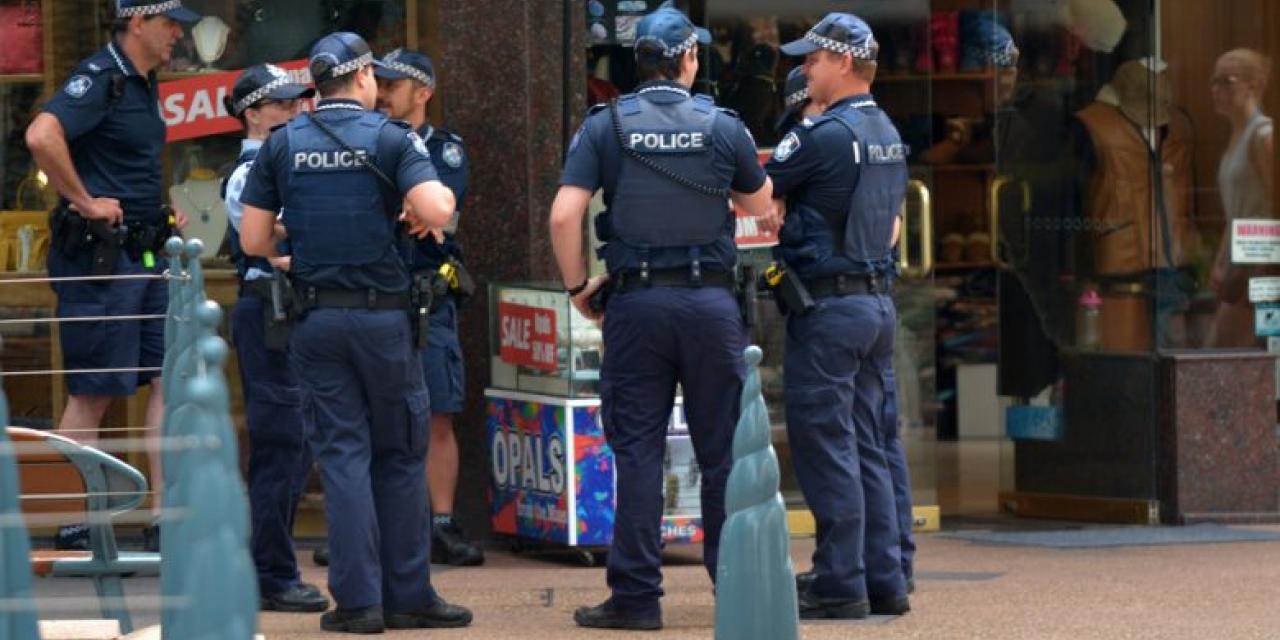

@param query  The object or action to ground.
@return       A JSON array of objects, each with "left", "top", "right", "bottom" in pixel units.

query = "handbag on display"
[{"left": 0, "top": 0, "right": 44, "bottom": 74}]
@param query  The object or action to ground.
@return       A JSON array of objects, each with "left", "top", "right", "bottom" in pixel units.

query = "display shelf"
[{"left": 0, "top": 74, "right": 44, "bottom": 85}]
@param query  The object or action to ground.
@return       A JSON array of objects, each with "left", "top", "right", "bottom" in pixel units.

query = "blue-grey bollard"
[
  {"left": 166, "top": 353, "right": 258, "bottom": 640},
  {"left": 0, "top": 392, "right": 40, "bottom": 640},
  {"left": 714, "top": 346, "right": 799, "bottom": 640}
]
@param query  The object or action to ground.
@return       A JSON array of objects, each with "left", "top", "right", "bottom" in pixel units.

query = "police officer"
[
  {"left": 551, "top": 3, "right": 776, "bottom": 630},
  {"left": 221, "top": 64, "right": 329, "bottom": 613},
  {"left": 774, "top": 66, "right": 825, "bottom": 138},
  {"left": 238, "top": 32, "right": 471, "bottom": 633},
  {"left": 768, "top": 13, "right": 911, "bottom": 619},
  {"left": 373, "top": 48, "right": 484, "bottom": 567},
  {"left": 24, "top": 0, "right": 197, "bottom": 551}
]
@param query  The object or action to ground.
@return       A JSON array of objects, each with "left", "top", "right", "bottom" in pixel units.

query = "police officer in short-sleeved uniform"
[
  {"left": 221, "top": 64, "right": 330, "bottom": 613},
  {"left": 768, "top": 13, "right": 911, "bottom": 619},
  {"left": 372, "top": 48, "right": 484, "bottom": 567},
  {"left": 237, "top": 32, "right": 472, "bottom": 634},
  {"left": 25, "top": 0, "right": 199, "bottom": 551},
  {"left": 550, "top": 3, "right": 775, "bottom": 631}
]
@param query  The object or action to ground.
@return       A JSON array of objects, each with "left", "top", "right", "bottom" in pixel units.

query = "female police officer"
[
  {"left": 238, "top": 32, "right": 470, "bottom": 633},
  {"left": 550, "top": 2, "right": 776, "bottom": 631}
]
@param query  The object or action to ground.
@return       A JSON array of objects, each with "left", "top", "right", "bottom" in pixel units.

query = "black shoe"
[
  {"left": 798, "top": 590, "right": 869, "bottom": 620},
  {"left": 385, "top": 597, "right": 473, "bottom": 629},
  {"left": 320, "top": 606, "right": 384, "bottom": 634},
  {"left": 795, "top": 570, "right": 815, "bottom": 593},
  {"left": 432, "top": 521, "right": 485, "bottom": 566},
  {"left": 573, "top": 600, "right": 662, "bottom": 631},
  {"left": 262, "top": 583, "right": 330, "bottom": 613},
  {"left": 313, "top": 546, "right": 330, "bottom": 567},
  {"left": 141, "top": 524, "right": 160, "bottom": 553},
  {"left": 870, "top": 594, "right": 911, "bottom": 616},
  {"left": 55, "top": 524, "right": 90, "bottom": 551}
]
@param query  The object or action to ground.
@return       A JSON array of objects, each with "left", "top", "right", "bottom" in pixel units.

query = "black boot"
[
  {"left": 385, "top": 597, "right": 473, "bottom": 629},
  {"left": 798, "top": 589, "right": 870, "bottom": 620},
  {"left": 261, "top": 582, "right": 330, "bottom": 613},
  {"left": 320, "top": 606, "right": 384, "bottom": 634},
  {"left": 55, "top": 524, "right": 89, "bottom": 551},
  {"left": 313, "top": 546, "right": 330, "bottom": 567},
  {"left": 573, "top": 599, "right": 662, "bottom": 631},
  {"left": 431, "top": 519, "right": 484, "bottom": 566}
]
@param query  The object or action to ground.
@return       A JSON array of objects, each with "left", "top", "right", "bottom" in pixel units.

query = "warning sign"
[
  {"left": 1232, "top": 219, "right": 1280, "bottom": 264},
  {"left": 1249, "top": 277, "right": 1280, "bottom": 302}
]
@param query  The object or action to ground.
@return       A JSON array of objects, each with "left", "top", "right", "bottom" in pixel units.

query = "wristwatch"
[{"left": 566, "top": 278, "right": 589, "bottom": 297}]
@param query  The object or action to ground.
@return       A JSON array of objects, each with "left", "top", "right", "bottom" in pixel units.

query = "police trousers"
[
  {"left": 231, "top": 292, "right": 313, "bottom": 596},
  {"left": 599, "top": 287, "right": 747, "bottom": 616},
  {"left": 785, "top": 293, "right": 906, "bottom": 601},
  {"left": 289, "top": 309, "right": 435, "bottom": 612}
]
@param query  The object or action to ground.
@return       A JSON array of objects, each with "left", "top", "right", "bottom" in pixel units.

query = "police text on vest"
[{"left": 294, "top": 149, "right": 369, "bottom": 170}]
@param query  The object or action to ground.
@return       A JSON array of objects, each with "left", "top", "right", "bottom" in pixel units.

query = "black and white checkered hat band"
[
  {"left": 805, "top": 31, "right": 876, "bottom": 60},
  {"left": 658, "top": 32, "right": 698, "bottom": 58},
  {"left": 785, "top": 88, "right": 809, "bottom": 108},
  {"left": 234, "top": 76, "right": 291, "bottom": 115},
  {"left": 992, "top": 42, "right": 1019, "bottom": 67},
  {"left": 382, "top": 60, "right": 434, "bottom": 87},
  {"left": 117, "top": 0, "right": 181, "bottom": 17},
  {"left": 330, "top": 52, "right": 374, "bottom": 78}
]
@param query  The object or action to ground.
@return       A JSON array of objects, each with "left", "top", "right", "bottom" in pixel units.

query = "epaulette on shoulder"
[
  {"left": 430, "top": 127, "right": 463, "bottom": 144},
  {"left": 586, "top": 102, "right": 609, "bottom": 116},
  {"left": 385, "top": 118, "right": 412, "bottom": 130},
  {"left": 716, "top": 106, "right": 741, "bottom": 119}
]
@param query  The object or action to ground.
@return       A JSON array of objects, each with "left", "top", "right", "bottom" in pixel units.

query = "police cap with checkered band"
[
  {"left": 226, "top": 64, "right": 315, "bottom": 117},
  {"left": 780, "top": 13, "right": 878, "bottom": 60},
  {"left": 309, "top": 32, "right": 387, "bottom": 85},
  {"left": 373, "top": 48, "right": 436, "bottom": 88},
  {"left": 114, "top": 0, "right": 200, "bottom": 23},
  {"left": 634, "top": 1, "right": 711, "bottom": 60}
]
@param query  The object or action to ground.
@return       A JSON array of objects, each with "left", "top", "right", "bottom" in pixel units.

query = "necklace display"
[{"left": 169, "top": 167, "right": 226, "bottom": 251}]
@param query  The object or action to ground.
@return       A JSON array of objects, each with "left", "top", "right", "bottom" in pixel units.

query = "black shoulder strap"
[
  {"left": 607, "top": 99, "right": 728, "bottom": 199},
  {"left": 307, "top": 113, "right": 398, "bottom": 191}
]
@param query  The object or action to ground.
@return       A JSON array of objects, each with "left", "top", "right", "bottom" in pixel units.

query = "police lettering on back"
[
  {"left": 294, "top": 148, "right": 370, "bottom": 170},
  {"left": 866, "top": 142, "right": 907, "bottom": 164},
  {"left": 627, "top": 130, "right": 707, "bottom": 152}
]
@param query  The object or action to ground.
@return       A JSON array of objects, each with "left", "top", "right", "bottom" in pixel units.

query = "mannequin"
[
  {"left": 1206, "top": 49, "right": 1275, "bottom": 347},
  {"left": 1074, "top": 57, "right": 1200, "bottom": 350}
]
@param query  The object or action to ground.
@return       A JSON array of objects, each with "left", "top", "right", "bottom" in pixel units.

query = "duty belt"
[
  {"left": 238, "top": 278, "right": 275, "bottom": 299},
  {"left": 803, "top": 273, "right": 892, "bottom": 298},
  {"left": 611, "top": 268, "right": 735, "bottom": 292},
  {"left": 299, "top": 287, "right": 410, "bottom": 310}
]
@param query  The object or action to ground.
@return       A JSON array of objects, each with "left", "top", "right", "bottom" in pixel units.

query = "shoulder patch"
[
  {"left": 64, "top": 75, "right": 93, "bottom": 99},
  {"left": 441, "top": 141, "right": 464, "bottom": 168},
  {"left": 773, "top": 131, "right": 801, "bottom": 162},
  {"left": 407, "top": 131, "right": 430, "bottom": 157}
]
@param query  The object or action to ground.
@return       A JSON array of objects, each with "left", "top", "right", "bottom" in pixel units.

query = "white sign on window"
[{"left": 1232, "top": 219, "right": 1280, "bottom": 264}]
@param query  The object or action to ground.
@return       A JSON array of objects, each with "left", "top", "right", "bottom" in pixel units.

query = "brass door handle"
[
  {"left": 989, "top": 175, "right": 1031, "bottom": 269},
  {"left": 898, "top": 179, "right": 933, "bottom": 277}
]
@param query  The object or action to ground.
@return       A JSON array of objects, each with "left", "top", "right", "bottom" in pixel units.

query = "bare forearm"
[
  {"left": 25, "top": 115, "right": 92, "bottom": 209},
  {"left": 550, "top": 187, "right": 591, "bottom": 287},
  {"left": 241, "top": 207, "right": 282, "bottom": 258}
]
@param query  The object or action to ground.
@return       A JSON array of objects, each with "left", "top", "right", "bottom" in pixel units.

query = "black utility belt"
[
  {"left": 610, "top": 268, "right": 735, "bottom": 292},
  {"left": 238, "top": 278, "right": 275, "bottom": 299},
  {"left": 297, "top": 287, "right": 410, "bottom": 311},
  {"left": 804, "top": 273, "right": 892, "bottom": 299}
]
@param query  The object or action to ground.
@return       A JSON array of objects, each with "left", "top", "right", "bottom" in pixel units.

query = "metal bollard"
[
  {"left": 158, "top": 237, "right": 258, "bottom": 638},
  {"left": 714, "top": 346, "right": 799, "bottom": 640},
  {"left": 0, "top": 392, "right": 40, "bottom": 640}
]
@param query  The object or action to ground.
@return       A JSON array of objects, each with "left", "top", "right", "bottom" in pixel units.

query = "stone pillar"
[{"left": 436, "top": 0, "right": 587, "bottom": 536}]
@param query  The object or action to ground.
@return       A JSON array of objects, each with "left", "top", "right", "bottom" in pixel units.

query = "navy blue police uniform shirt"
[
  {"left": 560, "top": 81, "right": 767, "bottom": 272},
  {"left": 238, "top": 98, "right": 441, "bottom": 292},
  {"left": 408, "top": 125, "right": 468, "bottom": 271},
  {"left": 43, "top": 42, "right": 167, "bottom": 223},
  {"left": 766, "top": 94, "right": 894, "bottom": 278}
]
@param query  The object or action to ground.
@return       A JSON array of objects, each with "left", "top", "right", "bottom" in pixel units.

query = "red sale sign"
[
  {"left": 734, "top": 149, "right": 777, "bottom": 249},
  {"left": 158, "top": 60, "right": 313, "bottom": 143},
  {"left": 498, "top": 303, "right": 558, "bottom": 372}
]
